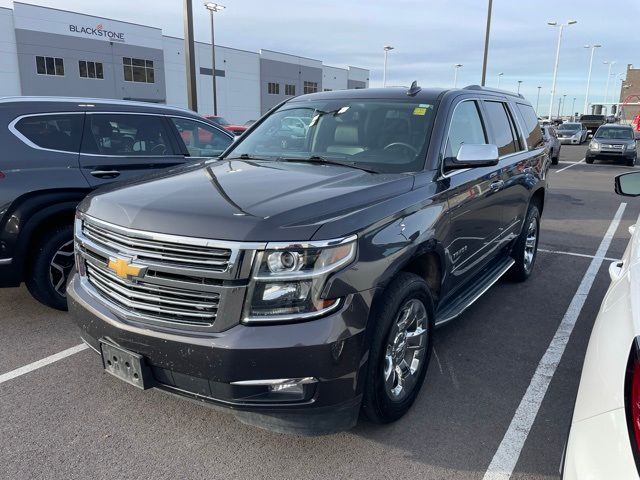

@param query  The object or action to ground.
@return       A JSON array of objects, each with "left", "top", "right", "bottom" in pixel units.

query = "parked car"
[
  {"left": 556, "top": 122, "right": 588, "bottom": 145},
  {"left": 586, "top": 124, "right": 637, "bottom": 166},
  {"left": 68, "top": 85, "right": 548, "bottom": 435},
  {"left": 561, "top": 171, "right": 640, "bottom": 479},
  {"left": 579, "top": 114, "right": 607, "bottom": 135},
  {"left": 542, "top": 125, "right": 561, "bottom": 164},
  {"left": 204, "top": 115, "right": 248, "bottom": 136},
  {"left": 0, "top": 97, "right": 234, "bottom": 310}
]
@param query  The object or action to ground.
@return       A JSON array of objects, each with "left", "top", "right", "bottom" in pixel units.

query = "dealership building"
[{"left": 0, "top": 2, "right": 370, "bottom": 123}]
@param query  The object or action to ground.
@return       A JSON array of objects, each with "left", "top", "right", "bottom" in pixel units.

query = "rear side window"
[
  {"left": 82, "top": 114, "right": 173, "bottom": 156},
  {"left": 170, "top": 117, "right": 233, "bottom": 157},
  {"left": 14, "top": 114, "right": 83, "bottom": 152},
  {"left": 516, "top": 103, "right": 544, "bottom": 149},
  {"left": 445, "top": 100, "right": 487, "bottom": 158},
  {"left": 483, "top": 101, "right": 519, "bottom": 156}
]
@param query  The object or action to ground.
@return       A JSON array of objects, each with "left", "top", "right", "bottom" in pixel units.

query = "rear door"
[
  {"left": 167, "top": 116, "right": 234, "bottom": 161},
  {"left": 441, "top": 98, "right": 505, "bottom": 293},
  {"left": 79, "top": 113, "right": 185, "bottom": 187}
]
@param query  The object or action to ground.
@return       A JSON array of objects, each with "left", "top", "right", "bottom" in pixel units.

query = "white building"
[{"left": 0, "top": 2, "right": 370, "bottom": 124}]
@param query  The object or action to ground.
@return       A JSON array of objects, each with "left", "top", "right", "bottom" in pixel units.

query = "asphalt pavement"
[{"left": 1, "top": 145, "right": 638, "bottom": 480}]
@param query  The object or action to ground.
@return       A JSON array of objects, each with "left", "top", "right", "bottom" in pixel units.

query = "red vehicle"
[{"left": 204, "top": 115, "right": 247, "bottom": 136}]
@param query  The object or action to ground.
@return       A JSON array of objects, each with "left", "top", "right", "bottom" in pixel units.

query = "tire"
[
  {"left": 508, "top": 204, "right": 540, "bottom": 282},
  {"left": 586, "top": 157, "right": 594, "bottom": 164},
  {"left": 627, "top": 156, "right": 636, "bottom": 167},
  {"left": 551, "top": 154, "right": 559, "bottom": 165},
  {"left": 362, "top": 272, "right": 435, "bottom": 424},
  {"left": 25, "top": 225, "right": 74, "bottom": 310}
]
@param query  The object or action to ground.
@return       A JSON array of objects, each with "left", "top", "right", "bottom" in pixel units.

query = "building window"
[
  {"left": 123, "top": 57, "right": 155, "bottom": 83},
  {"left": 79, "top": 61, "right": 104, "bottom": 79},
  {"left": 304, "top": 81, "right": 318, "bottom": 94},
  {"left": 36, "top": 56, "right": 64, "bottom": 76},
  {"left": 285, "top": 84, "right": 296, "bottom": 96},
  {"left": 268, "top": 82, "right": 280, "bottom": 95}
]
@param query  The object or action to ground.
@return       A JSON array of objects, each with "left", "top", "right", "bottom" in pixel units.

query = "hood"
[
  {"left": 594, "top": 138, "right": 635, "bottom": 145},
  {"left": 81, "top": 160, "right": 414, "bottom": 241}
]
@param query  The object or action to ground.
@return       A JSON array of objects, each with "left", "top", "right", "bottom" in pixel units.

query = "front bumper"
[
  {"left": 562, "top": 408, "right": 637, "bottom": 479},
  {"left": 67, "top": 273, "right": 374, "bottom": 435},
  {"left": 559, "top": 137, "right": 582, "bottom": 145},
  {"left": 586, "top": 149, "right": 636, "bottom": 161}
]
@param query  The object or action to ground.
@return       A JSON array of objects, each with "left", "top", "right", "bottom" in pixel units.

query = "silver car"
[
  {"left": 556, "top": 122, "right": 588, "bottom": 145},
  {"left": 541, "top": 125, "right": 561, "bottom": 164}
]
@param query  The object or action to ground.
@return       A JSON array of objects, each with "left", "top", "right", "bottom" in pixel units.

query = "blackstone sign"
[{"left": 69, "top": 23, "right": 125, "bottom": 42}]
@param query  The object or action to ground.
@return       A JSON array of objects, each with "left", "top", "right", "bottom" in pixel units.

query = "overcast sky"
[{"left": 3, "top": 0, "right": 637, "bottom": 115}]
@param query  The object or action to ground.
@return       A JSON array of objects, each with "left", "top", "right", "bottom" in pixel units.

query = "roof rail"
[{"left": 463, "top": 85, "right": 525, "bottom": 99}]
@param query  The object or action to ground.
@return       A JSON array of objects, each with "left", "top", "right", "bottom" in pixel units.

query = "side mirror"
[
  {"left": 615, "top": 172, "right": 640, "bottom": 197},
  {"left": 445, "top": 144, "right": 499, "bottom": 170}
]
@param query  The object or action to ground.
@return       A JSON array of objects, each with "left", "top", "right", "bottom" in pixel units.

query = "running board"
[{"left": 435, "top": 257, "right": 515, "bottom": 327}]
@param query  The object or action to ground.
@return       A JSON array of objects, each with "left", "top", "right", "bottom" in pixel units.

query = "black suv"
[
  {"left": 0, "top": 97, "right": 234, "bottom": 309},
  {"left": 68, "top": 85, "right": 548, "bottom": 434}
]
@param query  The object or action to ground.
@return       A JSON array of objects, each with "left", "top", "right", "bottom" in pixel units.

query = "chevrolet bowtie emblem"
[{"left": 107, "top": 257, "right": 147, "bottom": 280}]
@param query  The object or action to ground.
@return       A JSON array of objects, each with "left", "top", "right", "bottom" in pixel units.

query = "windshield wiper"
[{"left": 277, "top": 155, "right": 379, "bottom": 173}]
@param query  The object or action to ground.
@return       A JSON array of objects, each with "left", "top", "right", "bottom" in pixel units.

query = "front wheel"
[
  {"left": 508, "top": 204, "right": 540, "bottom": 282},
  {"left": 586, "top": 157, "right": 594, "bottom": 164},
  {"left": 25, "top": 225, "right": 74, "bottom": 310},
  {"left": 627, "top": 156, "right": 636, "bottom": 167},
  {"left": 362, "top": 272, "right": 434, "bottom": 424}
]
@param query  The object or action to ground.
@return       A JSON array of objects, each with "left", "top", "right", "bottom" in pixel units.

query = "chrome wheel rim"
[
  {"left": 49, "top": 240, "right": 74, "bottom": 297},
  {"left": 383, "top": 298, "right": 429, "bottom": 402},
  {"left": 524, "top": 217, "right": 538, "bottom": 272}
]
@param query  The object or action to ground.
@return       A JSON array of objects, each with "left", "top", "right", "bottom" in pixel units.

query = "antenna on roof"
[{"left": 407, "top": 81, "right": 421, "bottom": 96}]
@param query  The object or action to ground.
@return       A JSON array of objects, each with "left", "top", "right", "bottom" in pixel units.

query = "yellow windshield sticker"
[{"left": 413, "top": 107, "right": 427, "bottom": 116}]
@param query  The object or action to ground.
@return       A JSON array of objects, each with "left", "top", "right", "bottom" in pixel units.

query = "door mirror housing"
[
  {"left": 615, "top": 172, "right": 640, "bottom": 197},
  {"left": 444, "top": 144, "right": 499, "bottom": 170}
]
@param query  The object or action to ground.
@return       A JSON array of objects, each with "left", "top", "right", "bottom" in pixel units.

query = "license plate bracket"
[{"left": 99, "top": 340, "right": 153, "bottom": 390}]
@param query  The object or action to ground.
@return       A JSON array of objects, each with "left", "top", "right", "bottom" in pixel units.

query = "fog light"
[{"left": 231, "top": 377, "right": 317, "bottom": 402}]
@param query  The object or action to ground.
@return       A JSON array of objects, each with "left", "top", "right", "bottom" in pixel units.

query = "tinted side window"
[
  {"left": 516, "top": 103, "right": 544, "bottom": 149},
  {"left": 484, "top": 101, "right": 518, "bottom": 156},
  {"left": 170, "top": 118, "right": 233, "bottom": 157},
  {"left": 446, "top": 100, "right": 487, "bottom": 158},
  {"left": 82, "top": 114, "right": 172, "bottom": 156},
  {"left": 14, "top": 114, "right": 83, "bottom": 152}
]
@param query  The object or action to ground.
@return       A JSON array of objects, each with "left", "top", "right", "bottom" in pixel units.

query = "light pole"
[
  {"left": 453, "top": 64, "right": 463, "bottom": 88},
  {"left": 204, "top": 2, "right": 225, "bottom": 116},
  {"left": 547, "top": 20, "right": 577, "bottom": 120},
  {"left": 561, "top": 94, "right": 567, "bottom": 117},
  {"left": 382, "top": 46, "right": 394, "bottom": 87},
  {"left": 183, "top": 0, "right": 198, "bottom": 111},
  {"left": 603, "top": 60, "right": 615, "bottom": 113},
  {"left": 536, "top": 86, "right": 542, "bottom": 111},
  {"left": 571, "top": 97, "right": 576, "bottom": 120},
  {"left": 557, "top": 96, "right": 563, "bottom": 119},
  {"left": 497, "top": 72, "right": 503, "bottom": 88},
  {"left": 480, "top": 0, "right": 493, "bottom": 86},
  {"left": 583, "top": 44, "right": 602, "bottom": 114},
  {"left": 517, "top": 80, "right": 523, "bottom": 94}
]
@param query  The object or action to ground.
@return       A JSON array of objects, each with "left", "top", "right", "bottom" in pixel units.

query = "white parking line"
[
  {"left": 538, "top": 248, "right": 619, "bottom": 262},
  {"left": 556, "top": 158, "right": 585, "bottom": 173},
  {"left": 482, "top": 202, "right": 627, "bottom": 480},
  {"left": 0, "top": 344, "right": 88, "bottom": 385}
]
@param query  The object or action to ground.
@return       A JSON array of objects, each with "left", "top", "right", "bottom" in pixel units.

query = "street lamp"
[
  {"left": 536, "top": 86, "right": 542, "bottom": 111},
  {"left": 561, "top": 94, "right": 567, "bottom": 117},
  {"left": 480, "top": 0, "right": 494, "bottom": 86},
  {"left": 497, "top": 72, "right": 504, "bottom": 88},
  {"left": 547, "top": 20, "right": 577, "bottom": 120},
  {"left": 204, "top": 2, "right": 225, "bottom": 116},
  {"left": 603, "top": 60, "right": 616, "bottom": 112},
  {"left": 557, "top": 96, "right": 563, "bottom": 119},
  {"left": 571, "top": 97, "right": 576, "bottom": 120},
  {"left": 382, "top": 46, "right": 394, "bottom": 87},
  {"left": 453, "top": 64, "right": 463, "bottom": 88},
  {"left": 517, "top": 80, "right": 523, "bottom": 94},
  {"left": 583, "top": 44, "right": 602, "bottom": 114}
]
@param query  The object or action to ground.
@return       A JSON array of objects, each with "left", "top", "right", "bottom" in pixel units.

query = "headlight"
[
  {"left": 244, "top": 237, "right": 357, "bottom": 323},
  {"left": 589, "top": 141, "right": 600, "bottom": 150}
]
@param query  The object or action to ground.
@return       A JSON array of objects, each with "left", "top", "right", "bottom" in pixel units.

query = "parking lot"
[{"left": 0, "top": 144, "right": 637, "bottom": 480}]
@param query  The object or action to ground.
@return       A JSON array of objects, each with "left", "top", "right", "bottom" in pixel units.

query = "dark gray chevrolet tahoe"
[{"left": 68, "top": 85, "right": 548, "bottom": 434}]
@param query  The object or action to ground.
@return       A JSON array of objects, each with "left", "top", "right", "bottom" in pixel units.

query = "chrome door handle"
[
  {"left": 91, "top": 170, "right": 120, "bottom": 178},
  {"left": 490, "top": 180, "right": 504, "bottom": 192}
]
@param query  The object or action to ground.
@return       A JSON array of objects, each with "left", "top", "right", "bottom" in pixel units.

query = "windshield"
[
  {"left": 558, "top": 123, "right": 580, "bottom": 131},
  {"left": 580, "top": 115, "right": 604, "bottom": 121},
  {"left": 224, "top": 99, "right": 436, "bottom": 173},
  {"left": 595, "top": 127, "right": 634, "bottom": 140}
]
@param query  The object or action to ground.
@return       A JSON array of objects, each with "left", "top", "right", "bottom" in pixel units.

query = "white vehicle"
[
  {"left": 556, "top": 122, "right": 588, "bottom": 145},
  {"left": 562, "top": 171, "right": 640, "bottom": 479}
]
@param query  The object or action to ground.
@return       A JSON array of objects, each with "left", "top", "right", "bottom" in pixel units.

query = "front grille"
[{"left": 76, "top": 215, "right": 256, "bottom": 328}]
